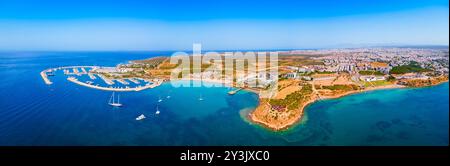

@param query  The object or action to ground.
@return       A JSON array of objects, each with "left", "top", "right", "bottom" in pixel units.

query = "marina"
[
  {"left": 67, "top": 77, "right": 162, "bottom": 92},
  {"left": 41, "top": 66, "right": 163, "bottom": 92},
  {"left": 40, "top": 66, "right": 99, "bottom": 85}
]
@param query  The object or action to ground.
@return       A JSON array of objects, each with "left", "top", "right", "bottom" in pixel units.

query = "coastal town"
[
  {"left": 251, "top": 47, "right": 449, "bottom": 130},
  {"left": 40, "top": 47, "right": 449, "bottom": 130}
]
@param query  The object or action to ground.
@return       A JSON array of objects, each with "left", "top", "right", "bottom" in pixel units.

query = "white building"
[
  {"left": 360, "top": 76, "right": 386, "bottom": 82},
  {"left": 285, "top": 72, "right": 298, "bottom": 79}
]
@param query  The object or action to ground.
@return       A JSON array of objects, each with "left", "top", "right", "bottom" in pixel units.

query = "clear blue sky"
[{"left": 0, "top": 0, "right": 448, "bottom": 51}]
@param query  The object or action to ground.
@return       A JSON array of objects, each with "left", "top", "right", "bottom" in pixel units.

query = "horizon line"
[{"left": 0, "top": 44, "right": 448, "bottom": 53}]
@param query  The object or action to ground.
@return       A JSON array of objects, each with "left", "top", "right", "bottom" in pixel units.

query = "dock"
[
  {"left": 228, "top": 88, "right": 242, "bottom": 95},
  {"left": 127, "top": 78, "right": 140, "bottom": 84},
  {"left": 136, "top": 78, "right": 149, "bottom": 83},
  {"left": 80, "top": 68, "right": 88, "bottom": 74},
  {"left": 97, "top": 74, "right": 114, "bottom": 85},
  {"left": 116, "top": 79, "right": 129, "bottom": 85},
  {"left": 73, "top": 68, "right": 79, "bottom": 75},
  {"left": 58, "top": 66, "right": 97, "bottom": 75},
  {"left": 88, "top": 73, "right": 97, "bottom": 79}
]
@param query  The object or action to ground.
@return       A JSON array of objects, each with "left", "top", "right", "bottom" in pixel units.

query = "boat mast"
[
  {"left": 109, "top": 92, "right": 114, "bottom": 104},
  {"left": 112, "top": 92, "right": 116, "bottom": 104}
]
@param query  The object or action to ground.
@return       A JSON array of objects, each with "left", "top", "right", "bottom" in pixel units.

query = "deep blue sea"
[{"left": 0, "top": 52, "right": 448, "bottom": 146}]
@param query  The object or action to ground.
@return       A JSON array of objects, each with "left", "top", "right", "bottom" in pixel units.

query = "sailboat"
[
  {"left": 155, "top": 105, "right": 160, "bottom": 115},
  {"left": 108, "top": 92, "right": 122, "bottom": 107},
  {"left": 166, "top": 90, "right": 171, "bottom": 99},
  {"left": 198, "top": 94, "right": 204, "bottom": 101}
]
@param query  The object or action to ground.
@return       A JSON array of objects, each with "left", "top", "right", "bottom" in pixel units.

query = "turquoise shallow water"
[{"left": 0, "top": 52, "right": 448, "bottom": 146}]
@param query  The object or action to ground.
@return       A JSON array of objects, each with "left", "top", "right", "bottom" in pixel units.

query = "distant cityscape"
[{"left": 280, "top": 47, "right": 448, "bottom": 82}]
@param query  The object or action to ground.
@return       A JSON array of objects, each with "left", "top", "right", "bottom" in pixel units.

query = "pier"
[
  {"left": 80, "top": 68, "right": 88, "bottom": 74},
  {"left": 40, "top": 65, "right": 164, "bottom": 91},
  {"left": 116, "top": 79, "right": 129, "bottom": 85},
  {"left": 97, "top": 74, "right": 115, "bottom": 85},
  {"left": 59, "top": 66, "right": 97, "bottom": 75},
  {"left": 228, "top": 88, "right": 243, "bottom": 95},
  {"left": 127, "top": 78, "right": 140, "bottom": 84},
  {"left": 73, "top": 68, "right": 79, "bottom": 75},
  {"left": 88, "top": 73, "right": 97, "bottom": 79},
  {"left": 40, "top": 66, "right": 98, "bottom": 85}
]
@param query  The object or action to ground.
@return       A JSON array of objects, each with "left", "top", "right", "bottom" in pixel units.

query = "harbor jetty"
[{"left": 40, "top": 69, "right": 53, "bottom": 85}]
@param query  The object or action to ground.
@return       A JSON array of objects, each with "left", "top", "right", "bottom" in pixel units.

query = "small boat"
[
  {"left": 158, "top": 96, "right": 163, "bottom": 102},
  {"left": 166, "top": 91, "right": 172, "bottom": 99},
  {"left": 198, "top": 94, "right": 204, "bottom": 101},
  {"left": 108, "top": 92, "right": 122, "bottom": 107},
  {"left": 136, "top": 114, "right": 146, "bottom": 121},
  {"left": 155, "top": 106, "right": 160, "bottom": 115}
]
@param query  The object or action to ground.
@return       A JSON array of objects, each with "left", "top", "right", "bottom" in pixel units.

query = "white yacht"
[
  {"left": 136, "top": 114, "right": 146, "bottom": 121},
  {"left": 155, "top": 106, "right": 160, "bottom": 115},
  {"left": 158, "top": 96, "right": 163, "bottom": 102}
]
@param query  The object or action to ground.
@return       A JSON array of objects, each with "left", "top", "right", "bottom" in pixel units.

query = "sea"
[{"left": 0, "top": 52, "right": 448, "bottom": 146}]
